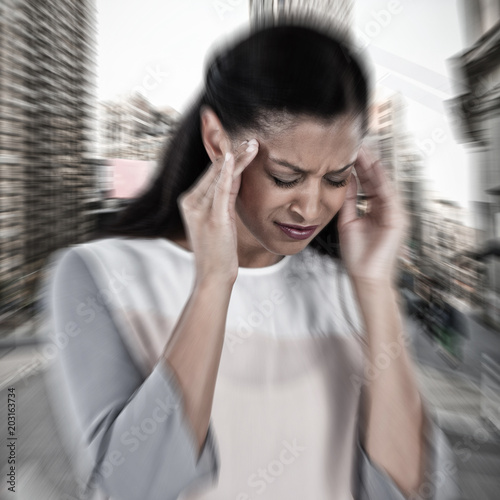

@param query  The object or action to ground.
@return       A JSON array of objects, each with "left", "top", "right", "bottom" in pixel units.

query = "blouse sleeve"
[
  {"left": 352, "top": 388, "right": 461, "bottom": 500},
  {"left": 334, "top": 265, "right": 461, "bottom": 499},
  {"left": 43, "top": 247, "right": 220, "bottom": 500}
]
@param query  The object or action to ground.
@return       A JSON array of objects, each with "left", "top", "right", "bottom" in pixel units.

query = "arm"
[
  {"left": 338, "top": 148, "right": 460, "bottom": 499},
  {"left": 162, "top": 273, "right": 234, "bottom": 458},
  {"left": 354, "top": 280, "right": 425, "bottom": 496},
  {"left": 354, "top": 283, "right": 461, "bottom": 499},
  {"left": 48, "top": 247, "right": 222, "bottom": 500}
]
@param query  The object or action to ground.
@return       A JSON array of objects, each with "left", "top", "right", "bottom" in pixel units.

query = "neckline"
[{"left": 159, "top": 237, "right": 294, "bottom": 276}]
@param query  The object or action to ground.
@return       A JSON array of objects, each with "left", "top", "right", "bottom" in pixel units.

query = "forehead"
[{"left": 255, "top": 114, "right": 363, "bottom": 170}]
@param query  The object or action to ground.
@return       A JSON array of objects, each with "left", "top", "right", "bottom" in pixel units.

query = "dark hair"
[{"left": 103, "top": 21, "right": 370, "bottom": 259}]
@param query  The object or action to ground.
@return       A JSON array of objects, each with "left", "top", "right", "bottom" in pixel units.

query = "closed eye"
[{"left": 272, "top": 176, "right": 349, "bottom": 189}]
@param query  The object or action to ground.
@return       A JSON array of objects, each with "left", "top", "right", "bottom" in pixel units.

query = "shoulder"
[
  {"left": 42, "top": 237, "right": 139, "bottom": 300},
  {"left": 60, "top": 236, "right": 168, "bottom": 275},
  {"left": 47, "top": 237, "right": 122, "bottom": 280}
]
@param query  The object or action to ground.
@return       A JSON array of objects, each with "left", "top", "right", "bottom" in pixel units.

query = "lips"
[
  {"left": 275, "top": 222, "right": 318, "bottom": 240},
  {"left": 278, "top": 223, "right": 318, "bottom": 230}
]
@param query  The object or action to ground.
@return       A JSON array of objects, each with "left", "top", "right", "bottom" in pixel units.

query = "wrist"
[
  {"left": 351, "top": 278, "right": 397, "bottom": 309},
  {"left": 351, "top": 276, "right": 395, "bottom": 293},
  {"left": 194, "top": 273, "right": 236, "bottom": 293}
]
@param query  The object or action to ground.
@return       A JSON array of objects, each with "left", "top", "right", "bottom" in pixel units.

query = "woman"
[{"left": 42, "top": 21, "right": 459, "bottom": 500}]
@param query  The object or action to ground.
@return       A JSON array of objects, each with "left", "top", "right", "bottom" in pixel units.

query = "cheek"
[
  {"left": 238, "top": 169, "right": 278, "bottom": 210},
  {"left": 238, "top": 188, "right": 278, "bottom": 219},
  {"left": 236, "top": 174, "right": 267, "bottom": 223},
  {"left": 238, "top": 172, "right": 262, "bottom": 208},
  {"left": 338, "top": 188, "right": 350, "bottom": 206},
  {"left": 325, "top": 188, "right": 349, "bottom": 214}
]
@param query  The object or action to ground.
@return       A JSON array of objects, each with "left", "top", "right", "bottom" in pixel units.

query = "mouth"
[{"left": 274, "top": 222, "right": 319, "bottom": 240}]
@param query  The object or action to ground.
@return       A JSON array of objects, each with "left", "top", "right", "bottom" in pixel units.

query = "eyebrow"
[{"left": 268, "top": 156, "right": 355, "bottom": 175}]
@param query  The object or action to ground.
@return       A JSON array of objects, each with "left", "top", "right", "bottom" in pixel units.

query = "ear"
[{"left": 200, "top": 105, "right": 231, "bottom": 163}]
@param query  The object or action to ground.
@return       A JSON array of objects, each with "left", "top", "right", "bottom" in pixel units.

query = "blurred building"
[
  {"left": 249, "top": 0, "right": 353, "bottom": 35},
  {"left": 0, "top": 0, "right": 98, "bottom": 327},
  {"left": 369, "top": 93, "right": 408, "bottom": 184},
  {"left": 368, "top": 92, "right": 425, "bottom": 264},
  {"left": 97, "top": 93, "right": 179, "bottom": 162},
  {"left": 398, "top": 150, "right": 425, "bottom": 259},
  {"left": 447, "top": 0, "right": 500, "bottom": 326},
  {"left": 419, "top": 199, "right": 484, "bottom": 310},
  {"left": 367, "top": 91, "right": 484, "bottom": 312},
  {"left": 95, "top": 93, "right": 179, "bottom": 227}
]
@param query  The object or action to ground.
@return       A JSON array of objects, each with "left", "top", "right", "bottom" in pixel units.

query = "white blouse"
[{"left": 39, "top": 236, "right": 460, "bottom": 500}]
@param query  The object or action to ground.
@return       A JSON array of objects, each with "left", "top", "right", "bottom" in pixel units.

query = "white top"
[{"left": 39, "top": 236, "right": 460, "bottom": 500}]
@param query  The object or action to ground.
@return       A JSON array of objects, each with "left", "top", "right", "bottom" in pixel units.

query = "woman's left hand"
[{"left": 337, "top": 146, "right": 408, "bottom": 286}]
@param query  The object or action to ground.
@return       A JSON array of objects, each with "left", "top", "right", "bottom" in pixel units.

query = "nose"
[{"left": 289, "top": 180, "right": 323, "bottom": 223}]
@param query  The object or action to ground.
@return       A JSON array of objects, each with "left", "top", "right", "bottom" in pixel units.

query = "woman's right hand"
[{"left": 177, "top": 139, "right": 259, "bottom": 286}]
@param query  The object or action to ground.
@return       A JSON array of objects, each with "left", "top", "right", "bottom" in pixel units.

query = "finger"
[
  {"left": 355, "top": 148, "right": 393, "bottom": 207},
  {"left": 233, "top": 139, "right": 259, "bottom": 178},
  {"left": 358, "top": 155, "right": 402, "bottom": 229},
  {"left": 354, "top": 148, "right": 384, "bottom": 199},
  {"left": 187, "top": 156, "right": 225, "bottom": 207},
  {"left": 337, "top": 173, "right": 358, "bottom": 229},
  {"left": 193, "top": 140, "right": 249, "bottom": 206},
  {"left": 205, "top": 139, "right": 258, "bottom": 205},
  {"left": 371, "top": 167, "right": 405, "bottom": 228},
  {"left": 367, "top": 162, "right": 393, "bottom": 219},
  {"left": 213, "top": 151, "right": 234, "bottom": 216}
]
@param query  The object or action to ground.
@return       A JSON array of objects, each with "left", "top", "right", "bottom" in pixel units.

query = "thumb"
[
  {"left": 227, "top": 172, "right": 242, "bottom": 219},
  {"left": 337, "top": 174, "right": 358, "bottom": 231}
]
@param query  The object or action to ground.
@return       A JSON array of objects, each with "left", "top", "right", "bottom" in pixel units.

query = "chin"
[{"left": 263, "top": 236, "right": 312, "bottom": 257}]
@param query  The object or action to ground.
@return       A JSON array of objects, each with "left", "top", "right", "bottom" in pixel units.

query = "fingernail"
[
  {"left": 225, "top": 152, "right": 231, "bottom": 161},
  {"left": 246, "top": 139, "right": 258, "bottom": 152}
]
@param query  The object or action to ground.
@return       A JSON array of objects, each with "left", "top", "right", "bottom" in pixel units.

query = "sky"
[
  {"left": 96, "top": 0, "right": 471, "bottom": 212},
  {"left": 95, "top": 0, "right": 249, "bottom": 111}
]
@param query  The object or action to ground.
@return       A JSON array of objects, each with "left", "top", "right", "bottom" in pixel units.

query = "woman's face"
[{"left": 235, "top": 113, "right": 364, "bottom": 259}]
